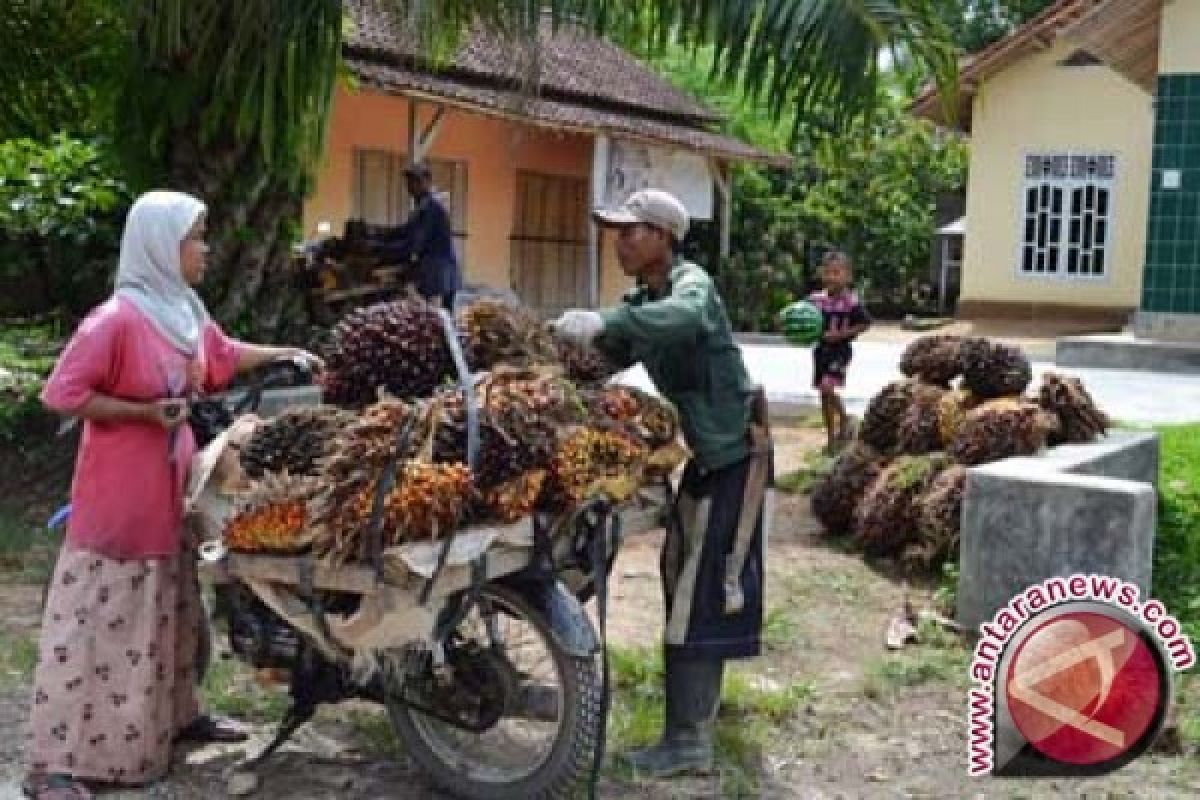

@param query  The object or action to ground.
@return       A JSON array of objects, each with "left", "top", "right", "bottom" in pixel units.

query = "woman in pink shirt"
[{"left": 24, "top": 191, "right": 322, "bottom": 800}]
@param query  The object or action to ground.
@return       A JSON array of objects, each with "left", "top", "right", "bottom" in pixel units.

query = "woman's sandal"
[
  {"left": 22, "top": 773, "right": 94, "bottom": 800},
  {"left": 174, "top": 713, "right": 250, "bottom": 744}
]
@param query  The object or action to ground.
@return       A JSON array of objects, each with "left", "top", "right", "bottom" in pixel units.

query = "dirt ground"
[{"left": 1, "top": 426, "right": 1196, "bottom": 799}]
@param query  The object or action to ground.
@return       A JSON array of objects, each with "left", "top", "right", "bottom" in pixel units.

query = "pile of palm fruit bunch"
[
  {"left": 220, "top": 295, "right": 685, "bottom": 562},
  {"left": 809, "top": 334, "right": 1109, "bottom": 571}
]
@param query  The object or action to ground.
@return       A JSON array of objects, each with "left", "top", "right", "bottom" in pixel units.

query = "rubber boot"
[{"left": 624, "top": 652, "right": 724, "bottom": 778}]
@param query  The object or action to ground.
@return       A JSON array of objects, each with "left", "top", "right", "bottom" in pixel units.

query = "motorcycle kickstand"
[{"left": 242, "top": 701, "right": 316, "bottom": 770}]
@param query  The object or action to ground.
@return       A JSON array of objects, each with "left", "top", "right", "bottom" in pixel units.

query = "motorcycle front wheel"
[{"left": 386, "top": 585, "right": 601, "bottom": 800}]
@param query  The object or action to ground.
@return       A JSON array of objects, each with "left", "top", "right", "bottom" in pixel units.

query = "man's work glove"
[{"left": 551, "top": 309, "right": 605, "bottom": 344}]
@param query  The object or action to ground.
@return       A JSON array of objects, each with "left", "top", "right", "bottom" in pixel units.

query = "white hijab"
[{"left": 115, "top": 190, "right": 210, "bottom": 356}]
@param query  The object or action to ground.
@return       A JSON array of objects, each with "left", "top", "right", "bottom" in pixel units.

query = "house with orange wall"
[{"left": 303, "top": 1, "right": 783, "bottom": 316}]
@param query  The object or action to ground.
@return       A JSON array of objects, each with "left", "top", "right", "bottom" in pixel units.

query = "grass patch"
[
  {"left": 774, "top": 450, "right": 833, "bottom": 494},
  {"left": 0, "top": 630, "right": 39, "bottom": 687},
  {"left": 0, "top": 507, "right": 62, "bottom": 585},
  {"left": 862, "top": 620, "right": 970, "bottom": 701},
  {"left": 1154, "top": 424, "right": 1200, "bottom": 643},
  {"left": 201, "top": 657, "right": 290, "bottom": 723},
  {"left": 762, "top": 607, "right": 799, "bottom": 652},
  {"left": 348, "top": 708, "right": 404, "bottom": 759},
  {"left": 607, "top": 645, "right": 811, "bottom": 797}
]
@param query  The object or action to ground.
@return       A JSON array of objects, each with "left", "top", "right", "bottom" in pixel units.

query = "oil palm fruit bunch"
[
  {"left": 810, "top": 442, "right": 887, "bottom": 535},
  {"left": 224, "top": 474, "right": 319, "bottom": 554},
  {"left": 308, "top": 398, "right": 424, "bottom": 535},
  {"left": 899, "top": 335, "right": 965, "bottom": 387},
  {"left": 936, "top": 389, "right": 978, "bottom": 447},
  {"left": 860, "top": 380, "right": 916, "bottom": 454},
  {"left": 854, "top": 454, "right": 950, "bottom": 557},
  {"left": 543, "top": 427, "right": 648, "bottom": 510},
  {"left": 481, "top": 469, "right": 549, "bottom": 523},
  {"left": 239, "top": 407, "right": 354, "bottom": 478},
  {"left": 481, "top": 371, "right": 587, "bottom": 465},
  {"left": 586, "top": 386, "right": 641, "bottom": 422},
  {"left": 960, "top": 338, "right": 1033, "bottom": 399},
  {"left": 898, "top": 384, "right": 948, "bottom": 455},
  {"left": 631, "top": 390, "right": 680, "bottom": 448},
  {"left": 430, "top": 389, "right": 528, "bottom": 490},
  {"left": 906, "top": 465, "right": 968, "bottom": 571},
  {"left": 323, "top": 297, "right": 453, "bottom": 407},
  {"left": 458, "top": 300, "right": 559, "bottom": 371},
  {"left": 950, "top": 398, "right": 1054, "bottom": 466},
  {"left": 1037, "top": 372, "right": 1109, "bottom": 445},
  {"left": 555, "top": 338, "right": 617, "bottom": 386},
  {"left": 316, "top": 461, "right": 474, "bottom": 563}
]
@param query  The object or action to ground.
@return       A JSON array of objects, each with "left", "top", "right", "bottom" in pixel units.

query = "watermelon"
[{"left": 779, "top": 300, "right": 824, "bottom": 347}]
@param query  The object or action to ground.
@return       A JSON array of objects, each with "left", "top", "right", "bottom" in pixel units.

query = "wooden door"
[{"left": 511, "top": 172, "right": 589, "bottom": 317}]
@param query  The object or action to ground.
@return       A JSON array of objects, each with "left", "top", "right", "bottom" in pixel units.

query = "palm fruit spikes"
[
  {"left": 1038, "top": 372, "right": 1109, "bottom": 445},
  {"left": 322, "top": 296, "right": 454, "bottom": 408},
  {"left": 898, "top": 384, "right": 948, "bottom": 455},
  {"left": 810, "top": 442, "right": 888, "bottom": 535},
  {"left": 555, "top": 338, "right": 617, "bottom": 386},
  {"left": 936, "top": 389, "right": 977, "bottom": 448},
  {"left": 854, "top": 454, "right": 950, "bottom": 557},
  {"left": 457, "top": 300, "right": 559, "bottom": 371},
  {"left": 950, "top": 398, "right": 1055, "bottom": 466},
  {"left": 544, "top": 427, "right": 648, "bottom": 510},
  {"left": 223, "top": 473, "right": 319, "bottom": 554},
  {"left": 239, "top": 406, "right": 354, "bottom": 478},
  {"left": 899, "top": 335, "right": 964, "bottom": 387},
  {"left": 314, "top": 461, "right": 474, "bottom": 564},
  {"left": 960, "top": 338, "right": 1032, "bottom": 399},
  {"left": 906, "top": 465, "right": 968, "bottom": 572},
  {"left": 860, "top": 380, "right": 916, "bottom": 454}
]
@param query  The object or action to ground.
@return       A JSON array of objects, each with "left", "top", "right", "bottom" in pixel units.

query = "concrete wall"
[
  {"left": 1160, "top": 0, "right": 1200, "bottom": 75},
  {"left": 960, "top": 38, "right": 1153, "bottom": 313},
  {"left": 956, "top": 431, "right": 1159, "bottom": 631},
  {"left": 304, "top": 85, "right": 631, "bottom": 307}
]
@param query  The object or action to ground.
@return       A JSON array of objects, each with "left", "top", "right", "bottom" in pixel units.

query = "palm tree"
[{"left": 119, "top": 0, "right": 957, "bottom": 336}]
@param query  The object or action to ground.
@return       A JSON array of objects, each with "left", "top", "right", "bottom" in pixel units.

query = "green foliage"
[
  {"left": 116, "top": 0, "right": 345, "bottom": 189},
  {"left": 0, "top": 318, "right": 67, "bottom": 444},
  {"left": 0, "top": 135, "right": 130, "bottom": 315},
  {"left": 0, "top": 0, "right": 125, "bottom": 140},
  {"left": 936, "top": 0, "right": 1056, "bottom": 54},
  {"left": 1155, "top": 425, "right": 1200, "bottom": 643},
  {"left": 659, "top": 43, "right": 967, "bottom": 329}
]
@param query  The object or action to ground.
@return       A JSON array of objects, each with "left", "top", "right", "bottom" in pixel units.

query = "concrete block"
[
  {"left": 1135, "top": 311, "right": 1200, "bottom": 344},
  {"left": 956, "top": 433, "right": 1160, "bottom": 632},
  {"left": 1057, "top": 333, "right": 1200, "bottom": 373}
]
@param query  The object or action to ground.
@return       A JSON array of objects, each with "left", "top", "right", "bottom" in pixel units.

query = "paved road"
[{"left": 620, "top": 340, "right": 1200, "bottom": 425}]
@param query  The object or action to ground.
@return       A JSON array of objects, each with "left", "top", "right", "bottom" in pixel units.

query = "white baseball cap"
[{"left": 593, "top": 188, "right": 689, "bottom": 241}]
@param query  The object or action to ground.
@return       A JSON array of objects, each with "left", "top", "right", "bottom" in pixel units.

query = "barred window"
[{"left": 1020, "top": 153, "right": 1114, "bottom": 277}]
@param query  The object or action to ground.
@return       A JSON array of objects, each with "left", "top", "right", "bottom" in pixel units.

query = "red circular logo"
[{"left": 1005, "top": 611, "right": 1163, "bottom": 766}]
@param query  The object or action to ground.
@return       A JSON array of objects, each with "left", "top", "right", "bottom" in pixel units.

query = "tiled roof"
[{"left": 343, "top": 0, "right": 786, "bottom": 164}]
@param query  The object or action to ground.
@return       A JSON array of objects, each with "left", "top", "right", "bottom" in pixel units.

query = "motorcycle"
[{"left": 184, "top": 316, "right": 659, "bottom": 800}]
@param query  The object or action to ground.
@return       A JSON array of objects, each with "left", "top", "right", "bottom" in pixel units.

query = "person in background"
[
  {"left": 809, "top": 250, "right": 871, "bottom": 453},
  {"left": 552, "top": 189, "right": 772, "bottom": 779},
  {"left": 24, "top": 191, "right": 322, "bottom": 800},
  {"left": 374, "top": 161, "right": 461, "bottom": 310}
]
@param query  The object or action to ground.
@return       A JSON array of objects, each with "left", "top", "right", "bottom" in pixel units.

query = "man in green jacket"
[{"left": 553, "top": 189, "right": 772, "bottom": 778}]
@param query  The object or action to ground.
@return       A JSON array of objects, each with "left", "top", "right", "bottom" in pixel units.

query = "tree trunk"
[{"left": 164, "top": 132, "right": 317, "bottom": 346}]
